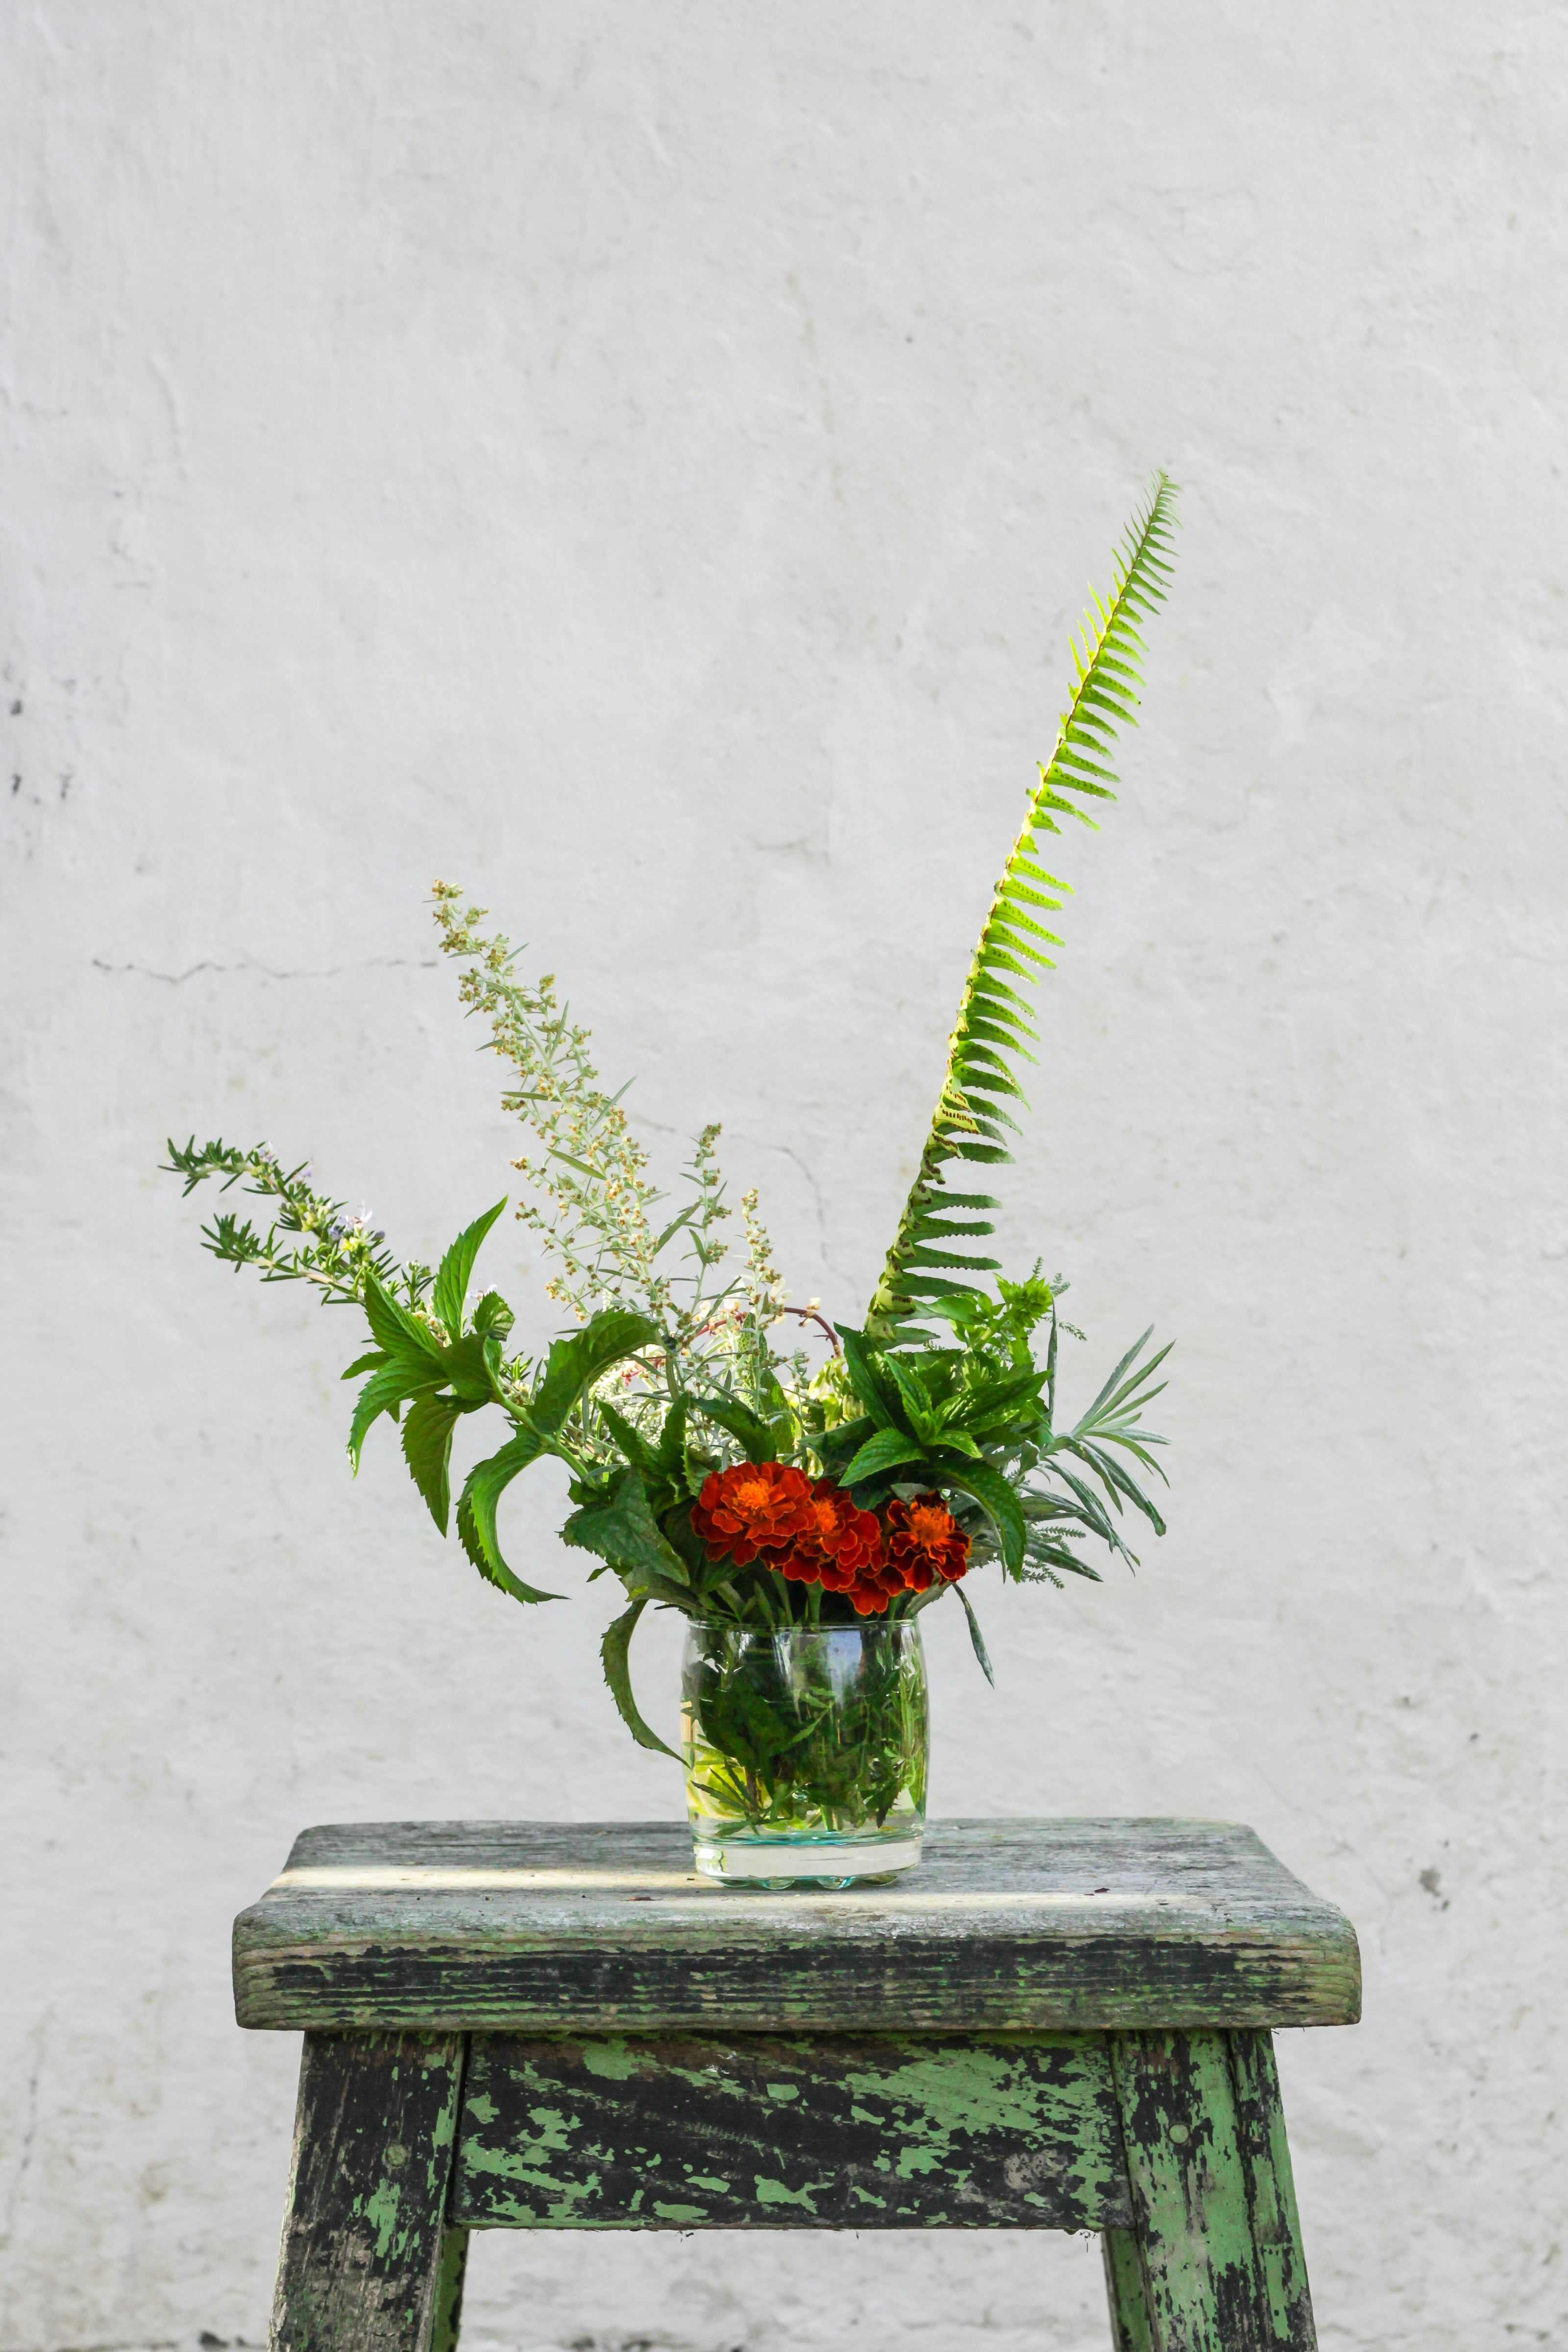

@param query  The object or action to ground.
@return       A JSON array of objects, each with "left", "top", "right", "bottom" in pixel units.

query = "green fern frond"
[{"left": 867, "top": 473, "right": 1179, "bottom": 1340}]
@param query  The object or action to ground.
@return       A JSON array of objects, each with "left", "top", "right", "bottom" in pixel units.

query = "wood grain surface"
[
  {"left": 1111, "top": 2030, "right": 1316, "bottom": 2351},
  {"left": 233, "top": 1818, "right": 1360, "bottom": 2034},
  {"left": 268, "top": 2030, "right": 468, "bottom": 2352},
  {"left": 450, "top": 2030, "right": 1134, "bottom": 2230}
]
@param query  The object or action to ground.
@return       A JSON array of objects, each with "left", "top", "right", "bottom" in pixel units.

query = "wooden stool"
[{"left": 234, "top": 1818, "right": 1359, "bottom": 2351}]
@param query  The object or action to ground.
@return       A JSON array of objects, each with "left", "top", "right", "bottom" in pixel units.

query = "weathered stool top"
[{"left": 234, "top": 1817, "right": 1359, "bottom": 2036}]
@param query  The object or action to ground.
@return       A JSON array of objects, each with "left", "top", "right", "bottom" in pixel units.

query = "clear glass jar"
[{"left": 681, "top": 1619, "right": 928, "bottom": 1887}]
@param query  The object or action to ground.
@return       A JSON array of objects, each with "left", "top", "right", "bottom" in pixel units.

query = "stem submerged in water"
[{"left": 681, "top": 1621, "right": 929, "bottom": 1840}]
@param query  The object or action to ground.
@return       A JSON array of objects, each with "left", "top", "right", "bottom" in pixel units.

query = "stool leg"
[
  {"left": 430, "top": 2223, "right": 469, "bottom": 2352},
  {"left": 269, "top": 2030, "right": 469, "bottom": 2352},
  {"left": 1102, "top": 2225, "right": 1156, "bottom": 2351},
  {"left": 1108, "top": 2029, "right": 1315, "bottom": 2351},
  {"left": 1226, "top": 2032, "right": 1314, "bottom": 2349}
]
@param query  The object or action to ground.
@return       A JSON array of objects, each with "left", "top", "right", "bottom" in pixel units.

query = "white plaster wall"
[{"left": 3, "top": 4, "right": 1565, "bottom": 2347}]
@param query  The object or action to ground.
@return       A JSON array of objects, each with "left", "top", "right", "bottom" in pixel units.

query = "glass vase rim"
[{"left": 684, "top": 1616, "right": 924, "bottom": 1640}]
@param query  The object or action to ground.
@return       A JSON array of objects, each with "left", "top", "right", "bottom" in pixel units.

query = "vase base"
[{"left": 691, "top": 1834, "right": 922, "bottom": 1887}]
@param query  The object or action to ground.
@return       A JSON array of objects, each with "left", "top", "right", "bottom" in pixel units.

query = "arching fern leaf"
[{"left": 867, "top": 473, "right": 1179, "bottom": 1341}]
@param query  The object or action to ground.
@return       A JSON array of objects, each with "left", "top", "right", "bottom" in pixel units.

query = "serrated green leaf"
[
  {"left": 885, "top": 1357, "right": 942, "bottom": 1445},
  {"left": 562, "top": 1466, "right": 690, "bottom": 1590},
  {"left": 441, "top": 1330, "right": 501, "bottom": 1406},
  {"left": 362, "top": 1274, "right": 447, "bottom": 1369},
  {"left": 943, "top": 1460, "right": 1028, "bottom": 1575},
  {"left": 906, "top": 1246, "right": 1002, "bottom": 1271},
  {"left": 529, "top": 1307, "right": 658, "bottom": 1435},
  {"left": 655, "top": 1398, "right": 689, "bottom": 1478},
  {"left": 347, "top": 1359, "right": 441, "bottom": 1470},
  {"left": 930, "top": 1430, "right": 983, "bottom": 1461},
  {"left": 432, "top": 1197, "right": 509, "bottom": 1338},
  {"left": 836, "top": 1326, "right": 907, "bottom": 1432},
  {"left": 401, "top": 1391, "right": 462, "bottom": 1532},
  {"left": 470, "top": 1289, "right": 515, "bottom": 1343},
  {"left": 840, "top": 1426, "right": 930, "bottom": 1486},
  {"left": 455, "top": 1434, "right": 560, "bottom": 1603}
]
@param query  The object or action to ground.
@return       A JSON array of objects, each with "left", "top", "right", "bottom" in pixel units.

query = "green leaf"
[
  {"left": 885, "top": 1358, "right": 943, "bottom": 1444},
  {"left": 455, "top": 1434, "right": 561, "bottom": 1603},
  {"left": 689, "top": 1391, "right": 778, "bottom": 1463},
  {"left": 1074, "top": 1327, "right": 1162, "bottom": 1432},
  {"left": 362, "top": 1274, "right": 447, "bottom": 1370},
  {"left": 835, "top": 1326, "right": 907, "bottom": 1432},
  {"left": 529, "top": 1307, "right": 658, "bottom": 1435},
  {"left": 470, "top": 1290, "right": 515, "bottom": 1343},
  {"left": 1049, "top": 1461, "right": 1126, "bottom": 1552},
  {"left": 943, "top": 1459, "right": 1028, "bottom": 1575},
  {"left": 562, "top": 1466, "right": 691, "bottom": 1591},
  {"left": 655, "top": 1398, "right": 690, "bottom": 1477},
  {"left": 840, "top": 1426, "right": 930, "bottom": 1486},
  {"left": 955, "top": 1582, "right": 995, "bottom": 1686},
  {"left": 441, "top": 1330, "right": 502, "bottom": 1407},
  {"left": 593, "top": 1400, "right": 664, "bottom": 1483},
  {"left": 601, "top": 1597, "right": 679, "bottom": 1757},
  {"left": 341, "top": 1349, "right": 389, "bottom": 1382},
  {"left": 401, "top": 1392, "right": 463, "bottom": 1533},
  {"left": 432, "top": 1197, "right": 509, "bottom": 1338},
  {"left": 930, "top": 1430, "right": 983, "bottom": 1461},
  {"left": 1073, "top": 1440, "right": 1169, "bottom": 1536},
  {"left": 652, "top": 1204, "right": 701, "bottom": 1257},
  {"left": 347, "top": 1359, "right": 440, "bottom": 1470}
]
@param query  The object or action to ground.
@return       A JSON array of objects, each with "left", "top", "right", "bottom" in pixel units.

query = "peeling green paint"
[
  {"left": 270, "top": 2031, "right": 469, "bottom": 2346},
  {"left": 360, "top": 2177, "right": 405, "bottom": 2260},
  {"left": 753, "top": 2175, "right": 823, "bottom": 2212},
  {"left": 451, "top": 2031, "right": 1131, "bottom": 2234},
  {"left": 270, "top": 2021, "right": 1320, "bottom": 2347},
  {"left": 579, "top": 2038, "right": 644, "bottom": 2083}
]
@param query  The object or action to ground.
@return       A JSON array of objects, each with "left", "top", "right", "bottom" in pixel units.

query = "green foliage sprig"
[
  {"left": 868, "top": 472, "right": 1179, "bottom": 1342},
  {"left": 162, "top": 474, "right": 1179, "bottom": 1751},
  {"left": 163, "top": 1138, "right": 434, "bottom": 1311}
]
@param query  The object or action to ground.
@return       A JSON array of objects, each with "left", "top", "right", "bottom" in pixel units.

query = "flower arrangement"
[{"left": 164, "top": 476, "right": 1178, "bottom": 1854}]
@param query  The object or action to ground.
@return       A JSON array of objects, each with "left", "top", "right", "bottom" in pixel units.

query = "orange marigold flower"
[
  {"left": 777, "top": 1478, "right": 884, "bottom": 1590},
  {"left": 844, "top": 1557, "right": 909, "bottom": 1615},
  {"left": 885, "top": 1492, "right": 970, "bottom": 1592},
  {"left": 802, "top": 1479, "right": 884, "bottom": 1575},
  {"left": 692, "top": 1461, "right": 815, "bottom": 1566}
]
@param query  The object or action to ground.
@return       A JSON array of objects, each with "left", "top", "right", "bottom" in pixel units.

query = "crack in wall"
[{"left": 90, "top": 957, "right": 440, "bottom": 984}]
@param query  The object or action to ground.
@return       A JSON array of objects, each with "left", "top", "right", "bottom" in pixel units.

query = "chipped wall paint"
[{"left": 4, "top": 4, "right": 1566, "bottom": 2349}]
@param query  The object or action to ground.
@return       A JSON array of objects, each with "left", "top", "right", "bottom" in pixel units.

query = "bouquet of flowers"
[{"left": 165, "top": 475, "right": 1178, "bottom": 1875}]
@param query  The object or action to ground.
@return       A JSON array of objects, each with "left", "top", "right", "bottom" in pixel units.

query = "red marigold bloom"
[
  {"left": 692, "top": 1461, "right": 815, "bottom": 1566},
  {"left": 885, "top": 1492, "right": 970, "bottom": 1591}
]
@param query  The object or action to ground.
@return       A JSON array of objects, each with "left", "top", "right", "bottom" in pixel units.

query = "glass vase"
[{"left": 680, "top": 1619, "right": 928, "bottom": 1887}]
